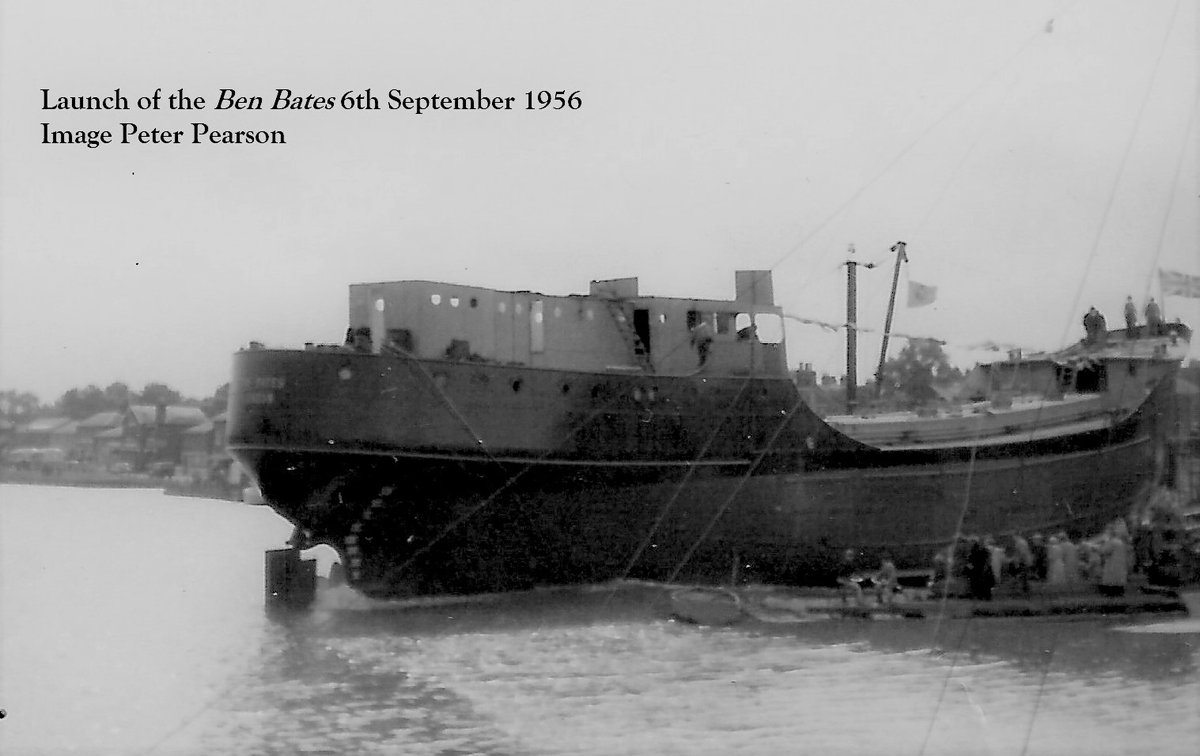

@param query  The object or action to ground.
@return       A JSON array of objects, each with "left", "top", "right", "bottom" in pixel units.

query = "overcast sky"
[{"left": 1, "top": 0, "right": 1196, "bottom": 403}]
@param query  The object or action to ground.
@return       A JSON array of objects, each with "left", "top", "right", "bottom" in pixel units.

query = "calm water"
[{"left": 1, "top": 484, "right": 1198, "bottom": 755}]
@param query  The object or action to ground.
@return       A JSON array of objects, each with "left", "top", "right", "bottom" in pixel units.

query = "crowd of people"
[
  {"left": 834, "top": 491, "right": 1196, "bottom": 606},
  {"left": 931, "top": 527, "right": 1127, "bottom": 600},
  {"left": 929, "top": 496, "right": 1196, "bottom": 601}
]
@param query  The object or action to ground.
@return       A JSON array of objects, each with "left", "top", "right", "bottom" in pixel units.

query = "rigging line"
[
  {"left": 370, "top": 296, "right": 788, "bottom": 583},
  {"left": 1141, "top": 94, "right": 1198, "bottom": 308},
  {"left": 665, "top": 391, "right": 805, "bottom": 584},
  {"left": 382, "top": 403, "right": 614, "bottom": 578},
  {"left": 782, "top": 259, "right": 854, "bottom": 299},
  {"left": 381, "top": 365, "right": 759, "bottom": 580},
  {"left": 386, "top": 344, "right": 501, "bottom": 466},
  {"left": 1057, "top": 0, "right": 1185, "bottom": 350},
  {"left": 928, "top": 412, "right": 987, "bottom": 643},
  {"left": 610, "top": 379, "right": 756, "bottom": 586},
  {"left": 917, "top": 409, "right": 988, "bottom": 756},
  {"left": 138, "top": 607, "right": 341, "bottom": 756},
  {"left": 1030, "top": 0, "right": 1187, "bottom": 455},
  {"left": 598, "top": 289, "right": 796, "bottom": 588},
  {"left": 766, "top": 13, "right": 1062, "bottom": 275},
  {"left": 909, "top": 63, "right": 1028, "bottom": 241},
  {"left": 1019, "top": 622, "right": 1063, "bottom": 756},
  {"left": 139, "top": 692, "right": 228, "bottom": 754},
  {"left": 392, "top": 375, "right": 769, "bottom": 584},
  {"left": 916, "top": 617, "right": 976, "bottom": 756},
  {"left": 784, "top": 311, "right": 947, "bottom": 345}
]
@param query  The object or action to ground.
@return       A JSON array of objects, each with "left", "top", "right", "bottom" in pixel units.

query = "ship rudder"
[{"left": 265, "top": 547, "right": 317, "bottom": 608}]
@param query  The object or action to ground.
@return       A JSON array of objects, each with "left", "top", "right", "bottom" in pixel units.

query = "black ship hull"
[{"left": 229, "top": 349, "right": 1173, "bottom": 599}]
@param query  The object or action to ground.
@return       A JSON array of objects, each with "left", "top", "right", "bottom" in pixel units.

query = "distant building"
[
  {"left": 11, "top": 416, "right": 73, "bottom": 449},
  {"left": 180, "top": 420, "right": 215, "bottom": 478},
  {"left": 94, "top": 426, "right": 130, "bottom": 468},
  {"left": 794, "top": 363, "right": 817, "bottom": 387},
  {"left": 48, "top": 420, "right": 84, "bottom": 460},
  {"left": 121, "top": 405, "right": 209, "bottom": 471},
  {"left": 6, "top": 417, "right": 75, "bottom": 469},
  {"left": 0, "top": 419, "right": 15, "bottom": 455},
  {"left": 76, "top": 411, "right": 124, "bottom": 461}
]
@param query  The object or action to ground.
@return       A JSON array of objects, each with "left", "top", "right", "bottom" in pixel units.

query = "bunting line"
[{"left": 782, "top": 312, "right": 1046, "bottom": 354}]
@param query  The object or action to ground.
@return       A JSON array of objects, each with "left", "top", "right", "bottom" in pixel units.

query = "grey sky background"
[{"left": 1, "top": 0, "right": 1196, "bottom": 402}]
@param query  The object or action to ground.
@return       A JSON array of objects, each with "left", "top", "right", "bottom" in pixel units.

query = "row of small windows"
[
  {"left": 418, "top": 294, "right": 737, "bottom": 329},
  {"left": 427, "top": 294, "right": 480, "bottom": 308},
  {"left": 375, "top": 293, "right": 781, "bottom": 342},
  {"left": 423, "top": 293, "right": 598, "bottom": 320}
]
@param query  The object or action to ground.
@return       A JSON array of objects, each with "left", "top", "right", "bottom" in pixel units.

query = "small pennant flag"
[
  {"left": 1160, "top": 268, "right": 1200, "bottom": 298},
  {"left": 907, "top": 280, "right": 937, "bottom": 308}
]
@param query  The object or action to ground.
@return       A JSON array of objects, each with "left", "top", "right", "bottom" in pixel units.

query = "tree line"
[{"left": 0, "top": 382, "right": 230, "bottom": 424}]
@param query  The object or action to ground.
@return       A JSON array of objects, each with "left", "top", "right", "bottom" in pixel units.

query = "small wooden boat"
[{"left": 669, "top": 586, "right": 744, "bottom": 626}]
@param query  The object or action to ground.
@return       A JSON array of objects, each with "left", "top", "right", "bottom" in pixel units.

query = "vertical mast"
[
  {"left": 845, "top": 245, "right": 871, "bottom": 412},
  {"left": 875, "top": 241, "right": 907, "bottom": 398}
]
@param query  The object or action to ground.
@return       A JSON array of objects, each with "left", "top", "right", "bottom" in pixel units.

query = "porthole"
[
  {"left": 431, "top": 294, "right": 442, "bottom": 305},
  {"left": 561, "top": 383, "right": 571, "bottom": 395},
  {"left": 450, "top": 297, "right": 460, "bottom": 308},
  {"left": 515, "top": 303, "right": 524, "bottom": 315},
  {"left": 553, "top": 306, "right": 562, "bottom": 318},
  {"left": 511, "top": 379, "right": 523, "bottom": 393},
  {"left": 470, "top": 297, "right": 478, "bottom": 308},
  {"left": 338, "top": 366, "right": 353, "bottom": 380},
  {"left": 433, "top": 373, "right": 448, "bottom": 389},
  {"left": 498, "top": 301, "right": 507, "bottom": 313},
  {"left": 374, "top": 298, "right": 385, "bottom": 312}
]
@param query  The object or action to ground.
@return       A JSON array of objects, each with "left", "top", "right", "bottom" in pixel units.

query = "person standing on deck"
[
  {"left": 987, "top": 536, "right": 1005, "bottom": 587},
  {"left": 1030, "top": 533, "right": 1049, "bottom": 581},
  {"left": 1145, "top": 298, "right": 1163, "bottom": 337},
  {"left": 931, "top": 547, "right": 951, "bottom": 598},
  {"left": 836, "top": 548, "right": 864, "bottom": 605},
  {"left": 690, "top": 318, "right": 714, "bottom": 368},
  {"left": 1082, "top": 307, "right": 1100, "bottom": 344},
  {"left": 1099, "top": 531, "right": 1129, "bottom": 597},
  {"left": 1046, "top": 536, "right": 1066, "bottom": 585},
  {"left": 1124, "top": 296, "right": 1138, "bottom": 337},
  {"left": 1011, "top": 535, "right": 1033, "bottom": 595},
  {"left": 1082, "top": 541, "right": 1103, "bottom": 582},
  {"left": 874, "top": 555, "right": 899, "bottom": 605},
  {"left": 1111, "top": 517, "right": 1130, "bottom": 542},
  {"left": 967, "top": 537, "right": 995, "bottom": 600},
  {"left": 1058, "top": 532, "right": 1079, "bottom": 584}
]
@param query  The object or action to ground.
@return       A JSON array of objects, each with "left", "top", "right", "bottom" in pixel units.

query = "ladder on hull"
[{"left": 603, "top": 299, "right": 653, "bottom": 372}]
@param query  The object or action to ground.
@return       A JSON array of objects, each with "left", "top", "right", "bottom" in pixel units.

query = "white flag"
[
  {"left": 907, "top": 280, "right": 937, "bottom": 308},
  {"left": 1160, "top": 269, "right": 1200, "bottom": 298}
]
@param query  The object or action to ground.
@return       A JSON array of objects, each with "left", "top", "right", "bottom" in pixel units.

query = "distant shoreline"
[
  {"left": 0, "top": 468, "right": 161, "bottom": 489},
  {"left": 0, "top": 471, "right": 247, "bottom": 503}
]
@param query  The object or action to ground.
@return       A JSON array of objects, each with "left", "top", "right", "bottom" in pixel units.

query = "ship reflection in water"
[{"left": 2, "top": 486, "right": 1198, "bottom": 755}]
